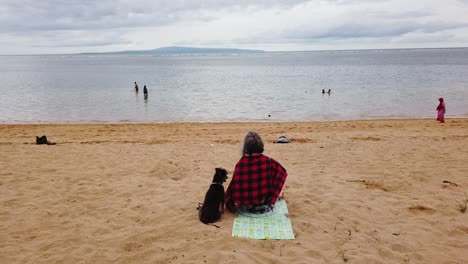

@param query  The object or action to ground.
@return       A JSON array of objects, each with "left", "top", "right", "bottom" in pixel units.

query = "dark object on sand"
[
  {"left": 442, "top": 180, "right": 458, "bottom": 187},
  {"left": 199, "top": 168, "right": 228, "bottom": 224},
  {"left": 275, "top": 136, "right": 290, "bottom": 143},
  {"left": 36, "top": 135, "right": 56, "bottom": 145}
]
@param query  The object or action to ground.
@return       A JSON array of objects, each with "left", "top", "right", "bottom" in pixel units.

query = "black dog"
[{"left": 199, "top": 168, "right": 228, "bottom": 224}]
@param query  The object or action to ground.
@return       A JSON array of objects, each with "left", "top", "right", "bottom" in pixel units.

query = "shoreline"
[
  {"left": 1, "top": 118, "right": 467, "bottom": 263},
  {"left": 1, "top": 116, "right": 467, "bottom": 125},
  {"left": 4, "top": 115, "right": 468, "bottom": 123}
]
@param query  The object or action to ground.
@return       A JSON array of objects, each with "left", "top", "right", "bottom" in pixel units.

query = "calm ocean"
[{"left": 1, "top": 48, "right": 467, "bottom": 123}]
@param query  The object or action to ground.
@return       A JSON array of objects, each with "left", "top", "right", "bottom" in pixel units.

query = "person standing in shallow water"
[
  {"left": 143, "top": 85, "right": 148, "bottom": 98},
  {"left": 134, "top": 82, "right": 139, "bottom": 92},
  {"left": 436, "top": 97, "right": 446, "bottom": 123}
]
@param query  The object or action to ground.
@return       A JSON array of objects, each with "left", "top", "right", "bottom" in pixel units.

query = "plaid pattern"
[{"left": 225, "top": 154, "right": 287, "bottom": 206}]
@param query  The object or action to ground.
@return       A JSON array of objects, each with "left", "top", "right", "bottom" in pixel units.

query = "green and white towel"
[{"left": 232, "top": 199, "right": 295, "bottom": 240}]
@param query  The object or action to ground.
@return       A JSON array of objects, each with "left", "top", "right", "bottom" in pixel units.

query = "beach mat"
[{"left": 232, "top": 199, "right": 295, "bottom": 240}]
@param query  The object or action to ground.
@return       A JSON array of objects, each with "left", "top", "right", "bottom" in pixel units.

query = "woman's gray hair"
[{"left": 242, "top": 131, "right": 264, "bottom": 155}]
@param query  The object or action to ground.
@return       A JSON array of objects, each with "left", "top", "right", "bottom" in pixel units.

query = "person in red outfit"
[
  {"left": 134, "top": 81, "right": 139, "bottom": 92},
  {"left": 225, "top": 131, "right": 288, "bottom": 216},
  {"left": 436, "top": 98, "right": 446, "bottom": 123}
]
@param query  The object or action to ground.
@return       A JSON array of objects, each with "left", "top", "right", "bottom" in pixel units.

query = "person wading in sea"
[{"left": 143, "top": 85, "right": 148, "bottom": 98}]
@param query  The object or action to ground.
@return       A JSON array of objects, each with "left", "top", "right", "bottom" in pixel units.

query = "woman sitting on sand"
[{"left": 225, "top": 131, "right": 287, "bottom": 217}]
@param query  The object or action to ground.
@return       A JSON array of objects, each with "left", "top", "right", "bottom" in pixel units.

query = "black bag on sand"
[{"left": 36, "top": 135, "right": 48, "bottom": 145}]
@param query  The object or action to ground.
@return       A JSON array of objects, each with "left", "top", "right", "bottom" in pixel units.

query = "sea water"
[{"left": 1, "top": 48, "right": 467, "bottom": 123}]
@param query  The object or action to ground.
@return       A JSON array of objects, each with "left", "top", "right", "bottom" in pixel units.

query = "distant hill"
[{"left": 79, "top": 46, "right": 264, "bottom": 55}]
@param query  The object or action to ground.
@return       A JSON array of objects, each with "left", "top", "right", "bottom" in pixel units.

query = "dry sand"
[{"left": 1, "top": 119, "right": 467, "bottom": 263}]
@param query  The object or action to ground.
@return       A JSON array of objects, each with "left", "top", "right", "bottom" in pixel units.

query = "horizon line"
[{"left": 1, "top": 46, "right": 468, "bottom": 56}]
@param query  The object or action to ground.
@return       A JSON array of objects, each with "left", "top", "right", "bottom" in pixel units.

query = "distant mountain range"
[{"left": 79, "top": 46, "right": 264, "bottom": 55}]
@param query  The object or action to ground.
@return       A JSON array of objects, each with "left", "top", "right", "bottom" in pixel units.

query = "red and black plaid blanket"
[{"left": 225, "top": 154, "right": 287, "bottom": 206}]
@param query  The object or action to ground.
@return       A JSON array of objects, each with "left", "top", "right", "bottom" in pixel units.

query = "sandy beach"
[{"left": 1, "top": 119, "right": 467, "bottom": 263}]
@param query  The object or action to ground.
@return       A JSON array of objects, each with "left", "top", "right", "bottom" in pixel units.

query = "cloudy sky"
[{"left": 2, "top": 0, "right": 468, "bottom": 54}]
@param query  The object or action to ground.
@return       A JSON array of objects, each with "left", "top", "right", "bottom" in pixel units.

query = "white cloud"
[{"left": 1, "top": 0, "right": 468, "bottom": 54}]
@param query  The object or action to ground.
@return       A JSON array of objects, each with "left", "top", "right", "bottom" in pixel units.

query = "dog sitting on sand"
[{"left": 198, "top": 168, "right": 228, "bottom": 224}]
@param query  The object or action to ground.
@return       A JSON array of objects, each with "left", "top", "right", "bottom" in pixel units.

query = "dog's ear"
[{"left": 215, "top": 168, "right": 227, "bottom": 175}]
